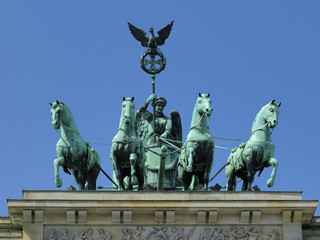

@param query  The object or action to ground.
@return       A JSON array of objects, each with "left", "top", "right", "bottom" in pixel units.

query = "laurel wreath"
[{"left": 140, "top": 50, "right": 167, "bottom": 75}]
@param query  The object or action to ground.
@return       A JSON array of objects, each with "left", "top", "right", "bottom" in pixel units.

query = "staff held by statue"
[{"left": 128, "top": 20, "right": 174, "bottom": 141}]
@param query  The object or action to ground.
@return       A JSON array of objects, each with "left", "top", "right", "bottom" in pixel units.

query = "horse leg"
[
  {"left": 190, "top": 175, "right": 199, "bottom": 190},
  {"left": 135, "top": 148, "right": 145, "bottom": 190},
  {"left": 129, "top": 153, "right": 138, "bottom": 187},
  {"left": 53, "top": 156, "right": 65, "bottom": 187},
  {"left": 225, "top": 165, "right": 236, "bottom": 191},
  {"left": 186, "top": 145, "right": 195, "bottom": 172},
  {"left": 241, "top": 178, "right": 248, "bottom": 191},
  {"left": 117, "top": 171, "right": 123, "bottom": 190},
  {"left": 86, "top": 164, "right": 100, "bottom": 190},
  {"left": 244, "top": 158, "right": 254, "bottom": 190},
  {"left": 70, "top": 169, "right": 82, "bottom": 190},
  {"left": 111, "top": 152, "right": 122, "bottom": 190},
  {"left": 203, "top": 148, "right": 214, "bottom": 190},
  {"left": 267, "top": 158, "right": 278, "bottom": 188},
  {"left": 176, "top": 162, "right": 185, "bottom": 190}
]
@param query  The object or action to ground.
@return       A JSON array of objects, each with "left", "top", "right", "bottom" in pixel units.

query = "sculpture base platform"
[{"left": 5, "top": 191, "right": 318, "bottom": 240}]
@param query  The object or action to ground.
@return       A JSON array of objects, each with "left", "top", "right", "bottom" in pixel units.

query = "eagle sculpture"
[{"left": 128, "top": 21, "right": 174, "bottom": 50}]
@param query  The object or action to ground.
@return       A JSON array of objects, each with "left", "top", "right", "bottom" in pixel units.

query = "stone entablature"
[
  {"left": 0, "top": 216, "right": 22, "bottom": 239},
  {"left": 5, "top": 191, "right": 318, "bottom": 240}
]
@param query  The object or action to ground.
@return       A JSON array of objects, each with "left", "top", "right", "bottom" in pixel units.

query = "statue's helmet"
[{"left": 152, "top": 97, "right": 167, "bottom": 107}]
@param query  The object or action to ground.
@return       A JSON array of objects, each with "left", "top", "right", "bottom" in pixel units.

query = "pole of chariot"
[
  {"left": 157, "top": 146, "right": 167, "bottom": 190},
  {"left": 151, "top": 75, "right": 156, "bottom": 143}
]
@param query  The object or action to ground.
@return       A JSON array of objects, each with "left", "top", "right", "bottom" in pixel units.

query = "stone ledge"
[
  {"left": 22, "top": 190, "right": 303, "bottom": 201},
  {"left": 6, "top": 191, "right": 317, "bottom": 227}
]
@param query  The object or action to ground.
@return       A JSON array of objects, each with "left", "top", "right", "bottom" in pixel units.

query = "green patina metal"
[
  {"left": 135, "top": 93, "right": 182, "bottom": 190},
  {"left": 225, "top": 100, "right": 281, "bottom": 191},
  {"left": 50, "top": 100, "right": 101, "bottom": 190},
  {"left": 128, "top": 21, "right": 173, "bottom": 75},
  {"left": 177, "top": 93, "right": 214, "bottom": 191},
  {"left": 110, "top": 97, "right": 145, "bottom": 190},
  {"left": 49, "top": 22, "right": 282, "bottom": 192}
]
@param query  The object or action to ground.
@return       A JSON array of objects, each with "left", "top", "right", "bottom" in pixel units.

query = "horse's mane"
[
  {"left": 60, "top": 102, "right": 73, "bottom": 121},
  {"left": 190, "top": 101, "right": 199, "bottom": 129},
  {"left": 58, "top": 102, "right": 77, "bottom": 128},
  {"left": 251, "top": 105, "right": 267, "bottom": 133},
  {"left": 61, "top": 103, "right": 72, "bottom": 115}
]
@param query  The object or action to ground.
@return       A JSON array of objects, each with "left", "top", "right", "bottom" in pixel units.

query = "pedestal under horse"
[{"left": 50, "top": 101, "right": 101, "bottom": 190}]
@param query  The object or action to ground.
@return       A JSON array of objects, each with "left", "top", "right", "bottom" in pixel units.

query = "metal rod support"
[
  {"left": 208, "top": 162, "right": 230, "bottom": 183},
  {"left": 99, "top": 166, "right": 118, "bottom": 188},
  {"left": 151, "top": 75, "right": 156, "bottom": 143}
]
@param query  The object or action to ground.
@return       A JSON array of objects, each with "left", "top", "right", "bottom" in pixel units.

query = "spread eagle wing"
[
  {"left": 128, "top": 22, "right": 149, "bottom": 47},
  {"left": 168, "top": 110, "right": 182, "bottom": 148},
  {"left": 156, "top": 20, "right": 174, "bottom": 46}
]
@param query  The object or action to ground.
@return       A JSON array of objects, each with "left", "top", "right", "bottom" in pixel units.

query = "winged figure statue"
[
  {"left": 135, "top": 93, "right": 182, "bottom": 147},
  {"left": 135, "top": 93, "right": 182, "bottom": 190},
  {"left": 128, "top": 21, "right": 174, "bottom": 50}
]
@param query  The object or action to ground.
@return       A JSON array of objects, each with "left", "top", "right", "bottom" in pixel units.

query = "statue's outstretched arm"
[{"left": 139, "top": 93, "right": 156, "bottom": 112}]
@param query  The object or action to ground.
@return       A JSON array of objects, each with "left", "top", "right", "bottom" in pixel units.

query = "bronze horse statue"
[
  {"left": 177, "top": 93, "right": 214, "bottom": 190},
  {"left": 110, "top": 97, "right": 144, "bottom": 190},
  {"left": 50, "top": 101, "right": 101, "bottom": 190},
  {"left": 225, "top": 100, "right": 281, "bottom": 191}
]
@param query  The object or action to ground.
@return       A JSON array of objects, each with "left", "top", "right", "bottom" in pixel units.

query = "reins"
[
  {"left": 189, "top": 112, "right": 208, "bottom": 130},
  {"left": 53, "top": 122, "right": 79, "bottom": 149}
]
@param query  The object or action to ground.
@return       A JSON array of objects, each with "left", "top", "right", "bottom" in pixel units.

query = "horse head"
[
  {"left": 50, "top": 100, "right": 65, "bottom": 130},
  {"left": 196, "top": 93, "right": 213, "bottom": 116},
  {"left": 262, "top": 100, "right": 281, "bottom": 129},
  {"left": 120, "top": 97, "right": 135, "bottom": 129}
]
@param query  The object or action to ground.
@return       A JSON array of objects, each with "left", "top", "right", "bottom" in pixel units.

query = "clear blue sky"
[{"left": 0, "top": 1, "right": 319, "bottom": 216}]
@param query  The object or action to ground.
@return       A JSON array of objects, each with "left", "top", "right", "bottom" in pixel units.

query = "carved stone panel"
[
  {"left": 44, "top": 225, "right": 281, "bottom": 240},
  {"left": 44, "top": 227, "right": 112, "bottom": 240}
]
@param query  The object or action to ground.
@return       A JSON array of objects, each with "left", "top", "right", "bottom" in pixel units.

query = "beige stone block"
[
  {"left": 34, "top": 210, "right": 43, "bottom": 223},
  {"left": 166, "top": 211, "right": 175, "bottom": 223},
  {"left": 283, "top": 223, "right": 302, "bottom": 240},
  {"left": 112, "top": 211, "right": 121, "bottom": 223},
  {"left": 123, "top": 211, "right": 132, "bottom": 223},
  {"left": 154, "top": 211, "right": 163, "bottom": 223},
  {"left": 282, "top": 210, "right": 292, "bottom": 222},
  {"left": 22, "top": 210, "right": 32, "bottom": 223},
  {"left": 252, "top": 210, "right": 261, "bottom": 223},
  {"left": 208, "top": 211, "right": 218, "bottom": 223},
  {"left": 197, "top": 211, "right": 206, "bottom": 223},
  {"left": 294, "top": 210, "right": 303, "bottom": 222},
  {"left": 66, "top": 210, "right": 75, "bottom": 224},
  {"left": 78, "top": 210, "right": 87, "bottom": 223},
  {"left": 23, "top": 223, "right": 43, "bottom": 240},
  {"left": 240, "top": 210, "right": 250, "bottom": 223}
]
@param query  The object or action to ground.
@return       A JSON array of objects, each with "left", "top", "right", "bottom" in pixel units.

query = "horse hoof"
[
  {"left": 129, "top": 154, "right": 137, "bottom": 161},
  {"left": 267, "top": 179, "right": 274, "bottom": 187},
  {"left": 55, "top": 178, "right": 63, "bottom": 188},
  {"left": 131, "top": 176, "right": 138, "bottom": 185},
  {"left": 186, "top": 166, "right": 193, "bottom": 172}
]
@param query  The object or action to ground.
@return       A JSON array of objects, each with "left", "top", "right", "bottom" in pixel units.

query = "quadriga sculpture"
[
  {"left": 50, "top": 101, "right": 101, "bottom": 190},
  {"left": 225, "top": 100, "right": 281, "bottom": 191},
  {"left": 177, "top": 93, "right": 214, "bottom": 190},
  {"left": 110, "top": 97, "right": 144, "bottom": 190}
]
